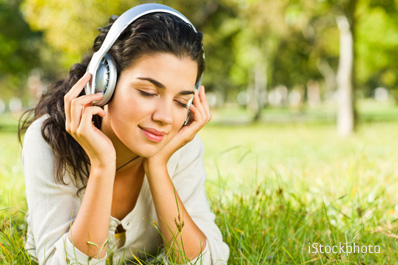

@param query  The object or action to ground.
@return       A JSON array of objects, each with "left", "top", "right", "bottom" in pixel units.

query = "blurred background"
[
  {"left": 1, "top": 0, "right": 398, "bottom": 136},
  {"left": 2, "top": 1, "right": 398, "bottom": 263}
]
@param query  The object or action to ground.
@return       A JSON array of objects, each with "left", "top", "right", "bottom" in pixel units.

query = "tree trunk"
[
  {"left": 336, "top": 11, "right": 356, "bottom": 137},
  {"left": 249, "top": 61, "right": 267, "bottom": 122},
  {"left": 318, "top": 59, "right": 337, "bottom": 91}
]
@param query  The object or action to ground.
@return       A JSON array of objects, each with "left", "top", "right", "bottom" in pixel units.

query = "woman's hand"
[
  {"left": 144, "top": 85, "right": 211, "bottom": 169},
  {"left": 64, "top": 73, "right": 116, "bottom": 170},
  {"left": 142, "top": 86, "right": 210, "bottom": 261}
]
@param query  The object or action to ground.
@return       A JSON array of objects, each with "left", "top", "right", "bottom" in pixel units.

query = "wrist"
[
  {"left": 144, "top": 157, "right": 167, "bottom": 176},
  {"left": 146, "top": 156, "right": 168, "bottom": 168},
  {"left": 90, "top": 158, "right": 116, "bottom": 173}
]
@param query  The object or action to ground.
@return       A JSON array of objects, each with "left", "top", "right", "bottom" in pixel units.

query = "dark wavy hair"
[{"left": 18, "top": 12, "right": 205, "bottom": 192}]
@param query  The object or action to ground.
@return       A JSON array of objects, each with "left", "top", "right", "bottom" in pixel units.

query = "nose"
[{"left": 152, "top": 99, "right": 173, "bottom": 125}]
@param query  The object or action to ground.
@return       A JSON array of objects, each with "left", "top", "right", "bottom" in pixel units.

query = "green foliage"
[
  {"left": 13, "top": 0, "right": 398, "bottom": 106},
  {"left": 0, "top": 0, "right": 41, "bottom": 75},
  {"left": 356, "top": 2, "right": 398, "bottom": 90},
  {"left": 21, "top": 0, "right": 136, "bottom": 67},
  {"left": 0, "top": 0, "right": 43, "bottom": 100}
]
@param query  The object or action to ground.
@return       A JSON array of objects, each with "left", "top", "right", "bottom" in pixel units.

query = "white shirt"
[{"left": 23, "top": 115, "right": 229, "bottom": 264}]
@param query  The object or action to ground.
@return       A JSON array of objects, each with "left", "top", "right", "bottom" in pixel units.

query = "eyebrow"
[{"left": 137, "top": 77, "right": 194, "bottom": 95}]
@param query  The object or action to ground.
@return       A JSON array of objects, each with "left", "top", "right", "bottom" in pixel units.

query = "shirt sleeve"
[
  {"left": 22, "top": 117, "right": 107, "bottom": 265},
  {"left": 171, "top": 135, "right": 230, "bottom": 265}
]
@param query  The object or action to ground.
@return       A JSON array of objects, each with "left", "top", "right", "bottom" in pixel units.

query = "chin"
[
  {"left": 136, "top": 149, "right": 159, "bottom": 159},
  {"left": 127, "top": 140, "right": 166, "bottom": 159}
]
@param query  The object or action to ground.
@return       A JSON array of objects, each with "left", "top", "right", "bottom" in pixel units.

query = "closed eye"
[
  {"left": 176, "top": 101, "right": 188, "bottom": 109},
  {"left": 138, "top": 90, "right": 157, "bottom": 97},
  {"left": 138, "top": 89, "right": 189, "bottom": 108}
]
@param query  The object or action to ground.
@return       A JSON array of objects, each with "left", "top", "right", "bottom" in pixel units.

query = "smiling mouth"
[{"left": 139, "top": 126, "right": 166, "bottom": 143}]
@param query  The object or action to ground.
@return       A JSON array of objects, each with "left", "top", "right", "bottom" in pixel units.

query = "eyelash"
[
  {"left": 139, "top": 90, "right": 156, "bottom": 97},
  {"left": 138, "top": 90, "right": 188, "bottom": 109},
  {"left": 178, "top": 102, "right": 188, "bottom": 109}
]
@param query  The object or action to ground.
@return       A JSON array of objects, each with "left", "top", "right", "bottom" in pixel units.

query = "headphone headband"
[{"left": 85, "top": 3, "right": 198, "bottom": 97}]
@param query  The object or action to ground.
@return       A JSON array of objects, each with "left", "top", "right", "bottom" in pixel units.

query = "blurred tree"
[
  {"left": 314, "top": 0, "right": 398, "bottom": 135},
  {"left": 229, "top": 0, "right": 290, "bottom": 121},
  {"left": 19, "top": 0, "right": 398, "bottom": 128},
  {"left": 356, "top": 0, "right": 398, "bottom": 99},
  {"left": 21, "top": 0, "right": 239, "bottom": 104},
  {"left": 21, "top": 0, "right": 134, "bottom": 67},
  {"left": 264, "top": 0, "right": 358, "bottom": 135},
  {"left": 230, "top": 0, "right": 333, "bottom": 121},
  {"left": 333, "top": 0, "right": 358, "bottom": 137},
  {"left": 0, "top": 0, "right": 43, "bottom": 102}
]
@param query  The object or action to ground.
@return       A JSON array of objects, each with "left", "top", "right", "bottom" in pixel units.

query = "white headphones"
[{"left": 85, "top": 3, "right": 203, "bottom": 125}]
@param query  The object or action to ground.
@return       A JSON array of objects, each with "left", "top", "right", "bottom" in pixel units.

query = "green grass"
[
  {"left": 199, "top": 121, "right": 398, "bottom": 264},
  {"left": 0, "top": 114, "right": 31, "bottom": 264},
  {"left": 2, "top": 102, "right": 398, "bottom": 264}
]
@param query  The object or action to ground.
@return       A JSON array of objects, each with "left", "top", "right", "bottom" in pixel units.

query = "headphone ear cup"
[{"left": 93, "top": 53, "right": 118, "bottom": 106}]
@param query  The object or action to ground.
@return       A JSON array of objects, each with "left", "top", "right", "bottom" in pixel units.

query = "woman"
[{"left": 19, "top": 4, "right": 229, "bottom": 264}]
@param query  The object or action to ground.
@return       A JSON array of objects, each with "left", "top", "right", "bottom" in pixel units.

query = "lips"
[{"left": 139, "top": 126, "right": 167, "bottom": 143}]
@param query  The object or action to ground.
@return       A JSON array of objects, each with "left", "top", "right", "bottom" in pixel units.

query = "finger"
[
  {"left": 64, "top": 73, "right": 91, "bottom": 131},
  {"left": 66, "top": 72, "right": 92, "bottom": 100},
  {"left": 69, "top": 93, "right": 104, "bottom": 133},
  {"left": 188, "top": 104, "right": 203, "bottom": 126},
  {"left": 64, "top": 72, "right": 91, "bottom": 112},
  {"left": 199, "top": 86, "right": 212, "bottom": 122},
  {"left": 76, "top": 106, "right": 106, "bottom": 138},
  {"left": 192, "top": 88, "right": 204, "bottom": 116},
  {"left": 191, "top": 97, "right": 210, "bottom": 126},
  {"left": 192, "top": 87, "right": 207, "bottom": 121},
  {"left": 72, "top": 92, "right": 104, "bottom": 108},
  {"left": 78, "top": 106, "right": 106, "bottom": 132},
  {"left": 182, "top": 105, "right": 210, "bottom": 138}
]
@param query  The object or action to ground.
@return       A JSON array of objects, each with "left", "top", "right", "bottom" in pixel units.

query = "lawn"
[{"left": 2, "top": 104, "right": 398, "bottom": 264}]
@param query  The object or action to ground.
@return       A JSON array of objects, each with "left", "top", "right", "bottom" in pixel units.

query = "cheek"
[
  {"left": 171, "top": 110, "right": 189, "bottom": 132},
  {"left": 110, "top": 91, "right": 150, "bottom": 118}
]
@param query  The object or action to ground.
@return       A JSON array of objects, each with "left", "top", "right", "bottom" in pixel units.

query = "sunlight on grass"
[{"left": 199, "top": 121, "right": 398, "bottom": 263}]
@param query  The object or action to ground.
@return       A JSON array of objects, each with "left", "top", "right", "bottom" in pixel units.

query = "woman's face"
[{"left": 105, "top": 53, "right": 198, "bottom": 158}]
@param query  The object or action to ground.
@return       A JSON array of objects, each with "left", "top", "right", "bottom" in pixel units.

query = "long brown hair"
[{"left": 18, "top": 12, "right": 205, "bottom": 191}]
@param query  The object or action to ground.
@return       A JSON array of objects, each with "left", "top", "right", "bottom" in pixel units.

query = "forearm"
[
  {"left": 68, "top": 165, "right": 115, "bottom": 259},
  {"left": 146, "top": 162, "right": 206, "bottom": 262}
]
